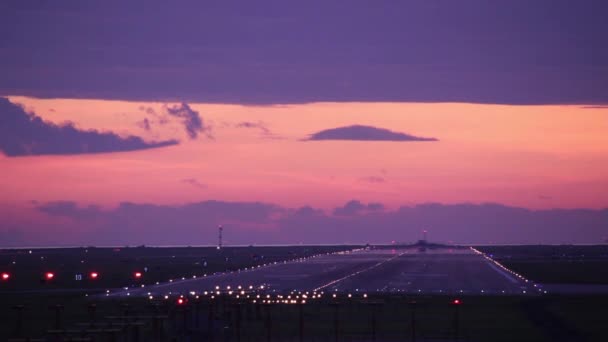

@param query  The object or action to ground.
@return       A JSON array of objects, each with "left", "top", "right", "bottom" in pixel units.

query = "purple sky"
[
  {"left": 1, "top": 1, "right": 607, "bottom": 246},
  {"left": 2, "top": 1, "right": 607, "bottom": 104}
]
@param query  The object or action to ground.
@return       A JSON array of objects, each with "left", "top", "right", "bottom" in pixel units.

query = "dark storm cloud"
[
  {"left": 292, "top": 206, "right": 325, "bottom": 217},
  {"left": 1, "top": 1, "right": 607, "bottom": 104},
  {"left": 165, "top": 103, "right": 210, "bottom": 139},
  {"left": 37, "top": 201, "right": 103, "bottom": 220},
  {"left": 32, "top": 200, "right": 284, "bottom": 245},
  {"left": 0, "top": 98, "right": 178, "bottom": 156},
  {"left": 332, "top": 200, "right": 367, "bottom": 216},
  {"left": 367, "top": 203, "right": 385, "bottom": 211},
  {"left": 20, "top": 199, "right": 607, "bottom": 246},
  {"left": 333, "top": 200, "right": 386, "bottom": 216},
  {"left": 305, "top": 125, "right": 437, "bottom": 142},
  {"left": 278, "top": 202, "right": 608, "bottom": 245},
  {"left": 38, "top": 200, "right": 280, "bottom": 224}
]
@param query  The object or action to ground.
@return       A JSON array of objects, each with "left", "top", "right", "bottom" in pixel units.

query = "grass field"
[
  {"left": 476, "top": 245, "right": 608, "bottom": 284},
  {"left": 0, "top": 245, "right": 356, "bottom": 291}
]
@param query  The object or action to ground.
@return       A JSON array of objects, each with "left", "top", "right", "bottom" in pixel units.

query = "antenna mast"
[{"left": 217, "top": 225, "right": 223, "bottom": 250}]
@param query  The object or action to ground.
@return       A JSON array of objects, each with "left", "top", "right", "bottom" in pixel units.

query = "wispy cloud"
[
  {"left": 138, "top": 106, "right": 157, "bottom": 116},
  {"left": 359, "top": 176, "right": 386, "bottom": 183},
  {"left": 165, "top": 103, "right": 212, "bottom": 139},
  {"left": 236, "top": 121, "right": 270, "bottom": 134},
  {"left": 581, "top": 105, "right": 608, "bottom": 109},
  {"left": 136, "top": 117, "right": 151, "bottom": 131},
  {"left": 235, "top": 121, "right": 283, "bottom": 139},
  {"left": 182, "top": 178, "right": 207, "bottom": 189}
]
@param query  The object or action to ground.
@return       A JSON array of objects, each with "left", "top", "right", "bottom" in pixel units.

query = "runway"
[{"left": 111, "top": 247, "right": 534, "bottom": 297}]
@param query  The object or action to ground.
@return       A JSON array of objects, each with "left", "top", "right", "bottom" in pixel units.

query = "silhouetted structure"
[{"left": 218, "top": 225, "right": 223, "bottom": 250}]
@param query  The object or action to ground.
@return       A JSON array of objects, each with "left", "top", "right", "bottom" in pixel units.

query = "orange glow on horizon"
[{"left": 2, "top": 96, "right": 608, "bottom": 211}]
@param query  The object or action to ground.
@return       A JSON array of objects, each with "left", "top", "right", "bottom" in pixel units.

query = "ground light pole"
[
  {"left": 264, "top": 303, "right": 272, "bottom": 342},
  {"left": 218, "top": 225, "right": 223, "bottom": 250},
  {"left": 12, "top": 305, "right": 24, "bottom": 338},
  {"left": 330, "top": 302, "right": 340, "bottom": 342},
  {"left": 234, "top": 303, "right": 242, "bottom": 342},
  {"left": 149, "top": 302, "right": 163, "bottom": 341},
  {"left": 51, "top": 304, "right": 64, "bottom": 330},
  {"left": 180, "top": 302, "right": 188, "bottom": 337},
  {"left": 207, "top": 299, "right": 215, "bottom": 342},
  {"left": 452, "top": 299, "right": 461, "bottom": 341},
  {"left": 194, "top": 299, "right": 201, "bottom": 329},
  {"left": 365, "top": 300, "right": 383, "bottom": 342},
  {"left": 409, "top": 301, "right": 417, "bottom": 342},
  {"left": 298, "top": 302, "right": 304, "bottom": 342},
  {"left": 87, "top": 303, "right": 97, "bottom": 328}
]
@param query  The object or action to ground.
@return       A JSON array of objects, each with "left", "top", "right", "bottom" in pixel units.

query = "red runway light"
[
  {"left": 453, "top": 299, "right": 461, "bottom": 305},
  {"left": 177, "top": 298, "right": 185, "bottom": 305},
  {"left": 45, "top": 272, "right": 55, "bottom": 280},
  {"left": 90, "top": 272, "right": 99, "bottom": 279},
  {"left": 1, "top": 272, "right": 9, "bottom": 280},
  {"left": 134, "top": 272, "right": 142, "bottom": 279}
]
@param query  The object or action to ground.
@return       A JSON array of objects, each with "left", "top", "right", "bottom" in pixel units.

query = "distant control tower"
[{"left": 217, "top": 225, "right": 223, "bottom": 250}]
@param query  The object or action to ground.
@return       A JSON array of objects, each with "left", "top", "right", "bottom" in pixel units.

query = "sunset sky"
[{"left": 1, "top": 2, "right": 607, "bottom": 246}]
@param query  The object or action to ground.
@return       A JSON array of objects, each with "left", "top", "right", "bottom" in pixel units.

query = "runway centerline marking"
[{"left": 313, "top": 251, "right": 407, "bottom": 292}]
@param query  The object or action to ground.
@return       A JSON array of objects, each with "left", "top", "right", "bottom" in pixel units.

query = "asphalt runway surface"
[{"left": 111, "top": 247, "right": 535, "bottom": 297}]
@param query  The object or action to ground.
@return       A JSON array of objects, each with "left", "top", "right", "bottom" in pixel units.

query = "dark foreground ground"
[
  {"left": 1, "top": 244, "right": 607, "bottom": 341},
  {"left": 3, "top": 291, "right": 608, "bottom": 342}
]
